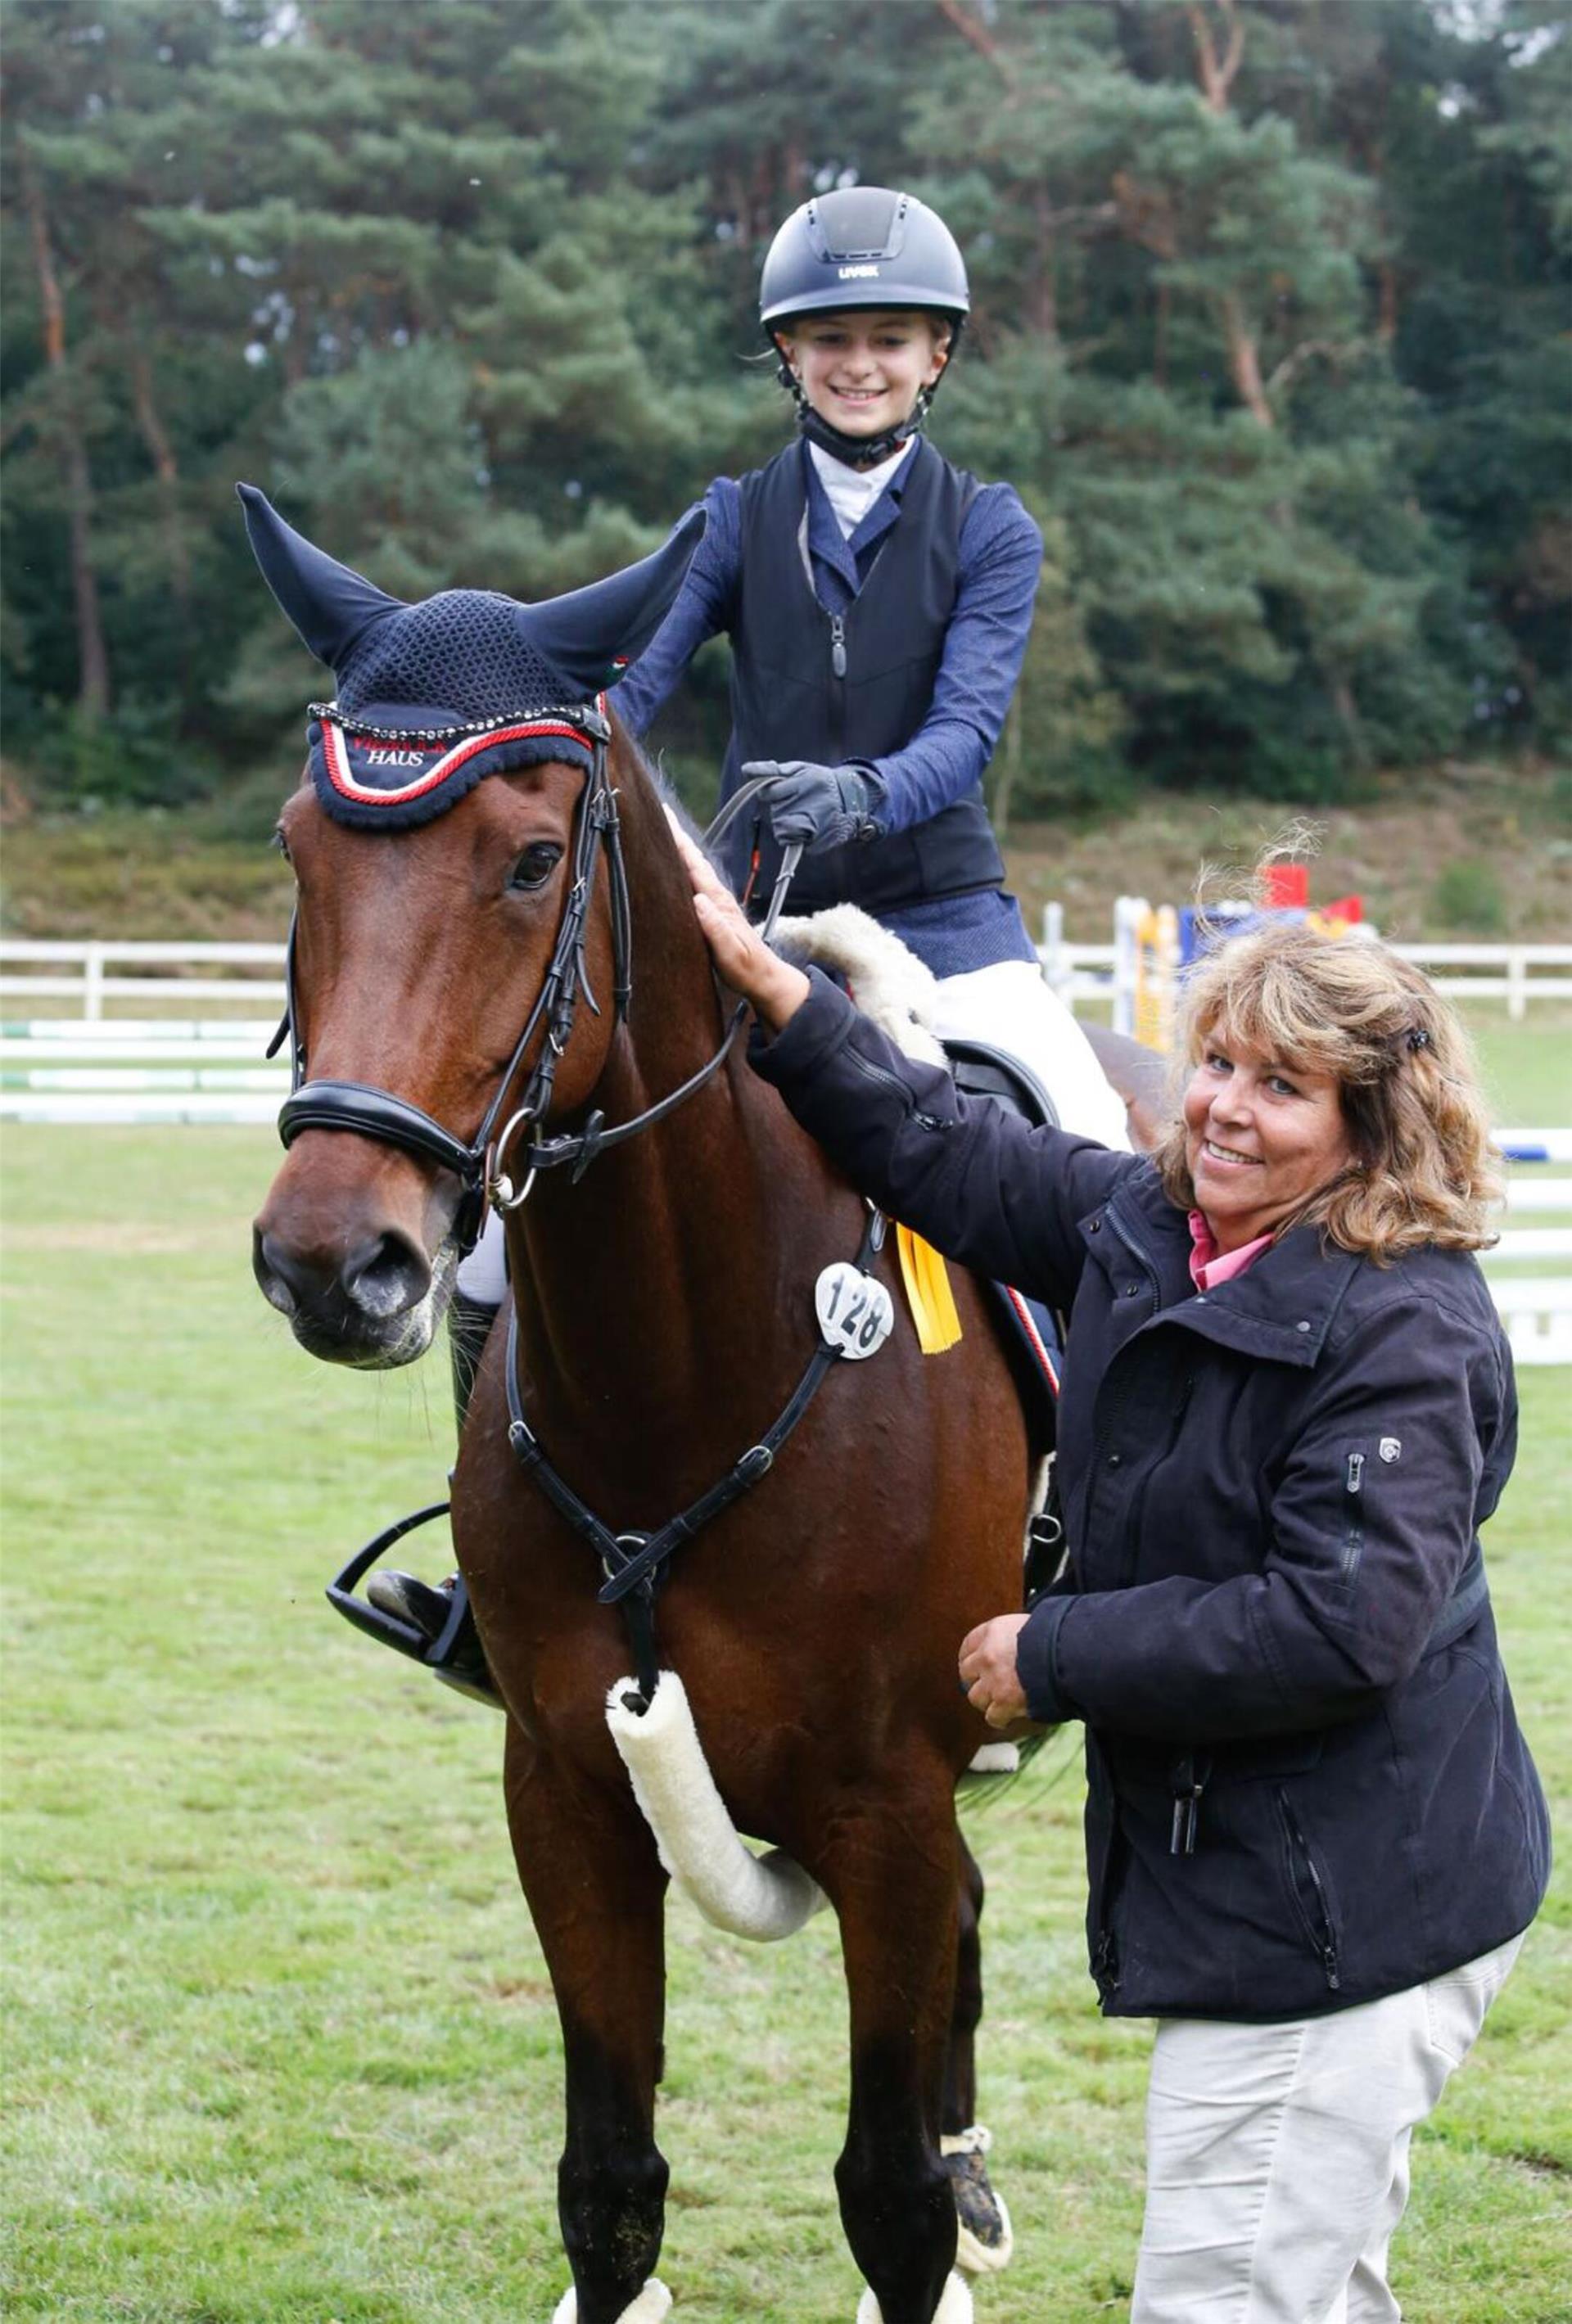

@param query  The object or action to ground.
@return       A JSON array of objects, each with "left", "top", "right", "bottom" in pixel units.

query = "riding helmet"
[{"left": 758, "top": 187, "right": 971, "bottom": 333}]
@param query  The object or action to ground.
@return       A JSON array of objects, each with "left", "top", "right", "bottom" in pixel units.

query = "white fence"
[
  {"left": 0, "top": 938, "right": 287, "bottom": 1017},
  {"left": 1035, "top": 905, "right": 1572, "bottom": 1027},
  {"left": 7, "top": 929, "right": 1572, "bottom": 1026}
]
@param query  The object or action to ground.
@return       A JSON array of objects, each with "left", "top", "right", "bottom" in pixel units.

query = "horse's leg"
[
  {"left": 942, "top": 1836, "right": 984, "bottom": 2136},
  {"left": 940, "top": 1834, "right": 1014, "bottom": 2276},
  {"left": 824, "top": 1774, "right": 964, "bottom": 2324},
  {"left": 503, "top": 1722, "right": 670, "bottom": 2324}
]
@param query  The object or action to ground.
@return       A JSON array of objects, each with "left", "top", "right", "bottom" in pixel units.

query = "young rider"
[{"left": 620, "top": 183, "right": 1127, "bottom": 1149}]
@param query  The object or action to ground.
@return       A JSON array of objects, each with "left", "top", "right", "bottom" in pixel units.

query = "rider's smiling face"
[{"left": 775, "top": 309, "right": 950, "bottom": 440}]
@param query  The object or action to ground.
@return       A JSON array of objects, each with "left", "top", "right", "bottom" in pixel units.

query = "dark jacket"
[{"left": 754, "top": 972, "right": 1551, "bottom": 2021}]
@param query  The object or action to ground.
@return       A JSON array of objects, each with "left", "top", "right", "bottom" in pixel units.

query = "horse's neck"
[{"left": 504, "top": 793, "right": 828, "bottom": 1456}]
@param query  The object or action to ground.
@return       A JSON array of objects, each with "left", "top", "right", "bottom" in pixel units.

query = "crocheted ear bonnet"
[{"left": 238, "top": 485, "right": 703, "bottom": 829}]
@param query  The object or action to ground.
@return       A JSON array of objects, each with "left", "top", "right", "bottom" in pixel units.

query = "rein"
[{"left": 271, "top": 715, "right": 801, "bottom": 1249}]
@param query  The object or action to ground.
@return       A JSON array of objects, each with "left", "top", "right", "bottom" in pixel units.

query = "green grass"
[
  {"left": 2, "top": 1119, "right": 1569, "bottom": 2323},
  {"left": 1464, "top": 1004, "right": 1572, "bottom": 1130}
]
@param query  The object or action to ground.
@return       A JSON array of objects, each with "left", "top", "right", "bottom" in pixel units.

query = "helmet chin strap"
[{"left": 789, "top": 381, "right": 934, "bottom": 469}]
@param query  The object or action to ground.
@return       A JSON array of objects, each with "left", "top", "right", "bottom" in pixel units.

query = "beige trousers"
[{"left": 1132, "top": 1935, "right": 1524, "bottom": 2324}]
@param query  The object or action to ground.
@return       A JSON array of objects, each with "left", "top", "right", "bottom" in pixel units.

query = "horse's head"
[{"left": 242, "top": 486, "right": 702, "bottom": 1367}]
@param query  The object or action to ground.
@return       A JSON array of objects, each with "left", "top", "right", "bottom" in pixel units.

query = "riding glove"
[{"left": 742, "top": 760, "right": 884, "bottom": 855}]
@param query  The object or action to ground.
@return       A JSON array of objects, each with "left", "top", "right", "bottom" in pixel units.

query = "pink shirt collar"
[{"left": 1187, "top": 1210, "right": 1275, "bottom": 1292}]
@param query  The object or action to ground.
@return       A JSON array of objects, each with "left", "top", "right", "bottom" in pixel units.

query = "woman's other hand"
[
  {"left": 667, "top": 809, "right": 811, "bottom": 1033},
  {"left": 959, "top": 1613, "right": 1032, "bottom": 1731}
]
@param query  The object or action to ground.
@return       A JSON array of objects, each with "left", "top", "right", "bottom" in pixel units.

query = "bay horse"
[{"left": 242, "top": 486, "right": 1059, "bottom": 2324}]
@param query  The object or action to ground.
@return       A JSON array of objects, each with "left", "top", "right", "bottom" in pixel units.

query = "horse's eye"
[
  {"left": 272, "top": 826, "right": 291, "bottom": 864},
  {"left": 508, "top": 842, "right": 563, "bottom": 892}
]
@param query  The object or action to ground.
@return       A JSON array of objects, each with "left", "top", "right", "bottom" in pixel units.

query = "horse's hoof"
[
  {"left": 550, "top": 2281, "right": 672, "bottom": 2324},
  {"left": 942, "top": 2123, "right": 1014, "bottom": 2274},
  {"left": 856, "top": 2272, "right": 973, "bottom": 2324}
]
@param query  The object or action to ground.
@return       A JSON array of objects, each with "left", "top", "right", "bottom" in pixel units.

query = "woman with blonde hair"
[{"left": 679, "top": 833, "right": 1550, "bottom": 2324}]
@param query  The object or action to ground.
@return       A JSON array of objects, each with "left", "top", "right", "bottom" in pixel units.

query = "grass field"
[{"left": 3, "top": 1055, "right": 1569, "bottom": 2320}]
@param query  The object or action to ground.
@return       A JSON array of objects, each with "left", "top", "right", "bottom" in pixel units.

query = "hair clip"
[{"left": 1406, "top": 1027, "right": 1431, "bottom": 1053}]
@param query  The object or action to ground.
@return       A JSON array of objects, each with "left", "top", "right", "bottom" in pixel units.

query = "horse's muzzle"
[{"left": 252, "top": 1220, "right": 440, "bottom": 1366}]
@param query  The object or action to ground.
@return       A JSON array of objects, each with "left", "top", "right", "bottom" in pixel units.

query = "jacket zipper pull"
[
  {"left": 1345, "top": 1451, "right": 1364, "bottom": 1495},
  {"left": 829, "top": 613, "right": 847, "bottom": 679},
  {"left": 1169, "top": 1755, "right": 1208, "bottom": 1856}
]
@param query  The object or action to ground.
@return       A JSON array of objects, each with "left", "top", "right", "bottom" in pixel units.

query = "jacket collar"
[{"left": 1089, "top": 1166, "right": 1365, "bottom": 1369}]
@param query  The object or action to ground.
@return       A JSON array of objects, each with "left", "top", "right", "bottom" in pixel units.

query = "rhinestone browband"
[{"left": 307, "top": 701, "right": 604, "bottom": 745}]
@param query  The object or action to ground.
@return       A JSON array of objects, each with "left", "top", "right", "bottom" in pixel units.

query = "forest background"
[{"left": 2, "top": 0, "right": 1569, "bottom": 851}]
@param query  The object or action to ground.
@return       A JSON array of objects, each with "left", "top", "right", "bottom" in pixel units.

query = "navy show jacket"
[{"left": 753, "top": 971, "right": 1550, "bottom": 2020}]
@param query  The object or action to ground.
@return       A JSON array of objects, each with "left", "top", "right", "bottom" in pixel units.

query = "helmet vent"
[{"left": 806, "top": 186, "right": 905, "bottom": 263}]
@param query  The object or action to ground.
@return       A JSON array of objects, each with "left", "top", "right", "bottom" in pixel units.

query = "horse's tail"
[{"left": 605, "top": 1672, "right": 827, "bottom": 1942}]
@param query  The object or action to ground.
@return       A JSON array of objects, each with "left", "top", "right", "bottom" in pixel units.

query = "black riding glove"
[{"left": 742, "top": 760, "right": 884, "bottom": 855}]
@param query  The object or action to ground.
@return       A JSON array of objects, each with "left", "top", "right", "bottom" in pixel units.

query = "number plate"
[{"left": 815, "top": 1262, "right": 895, "bottom": 1360}]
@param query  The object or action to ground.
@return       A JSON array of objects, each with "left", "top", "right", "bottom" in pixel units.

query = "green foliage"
[
  {"left": 1, "top": 0, "right": 1568, "bottom": 815},
  {"left": 1431, "top": 858, "right": 1508, "bottom": 935}
]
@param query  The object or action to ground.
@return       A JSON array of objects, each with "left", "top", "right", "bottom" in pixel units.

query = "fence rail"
[
  {"left": 1034, "top": 907, "right": 1572, "bottom": 1024},
  {"left": 7, "top": 931, "right": 1572, "bottom": 1022}
]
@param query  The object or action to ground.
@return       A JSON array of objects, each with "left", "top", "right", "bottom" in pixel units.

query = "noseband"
[{"left": 272, "top": 706, "right": 797, "bottom": 1250}]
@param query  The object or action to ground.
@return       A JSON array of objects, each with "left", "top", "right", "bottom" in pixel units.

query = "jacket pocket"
[{"left": 1274, "top": 1789, "right": 1343, "bottom": 1993}]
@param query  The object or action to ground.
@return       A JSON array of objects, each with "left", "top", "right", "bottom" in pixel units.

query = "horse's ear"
[
  {"left": 237, "top": 484, "right": 405, "bottom": 671},
  {"left": 519, "top": 505, "right": 707, "bottom": 696}
]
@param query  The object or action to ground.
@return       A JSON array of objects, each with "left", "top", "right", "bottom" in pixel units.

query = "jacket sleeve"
[
  {"left": 613, "top": 479, "right": 739, "bottom": 738},
  {"left": 866, "top": 485, "right": 1042, "bottom": 835},
  {"left": 751, "top": 968, "right": 1133, "bottom": 1308},
  {"left": 1017, "top": 1294, "right": 1502, "bottom": 1738}
]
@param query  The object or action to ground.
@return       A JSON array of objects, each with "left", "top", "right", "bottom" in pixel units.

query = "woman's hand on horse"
[
  {"left": 668, "top": 810, "right": 811, "bottom": 1033},
  {"left": 958, "top": 1613, "right": 1032, "bottom": 1731}
]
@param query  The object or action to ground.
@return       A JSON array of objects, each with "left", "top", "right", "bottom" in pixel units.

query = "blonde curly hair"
[{"left": 1152, "top": 919, "right": 1502, "bottom": 1263}]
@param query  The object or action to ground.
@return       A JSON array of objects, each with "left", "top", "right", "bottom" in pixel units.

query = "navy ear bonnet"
[{"left": 237, "top": 484, "right": 703, "bottom": 829}]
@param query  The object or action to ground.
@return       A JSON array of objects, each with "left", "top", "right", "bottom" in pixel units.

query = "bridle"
[
  {"left": 296, "top": 705, "right": 860, "bottom": 1713},
  {"left": 271, "top": 702, "right": 800, "bottom": 1249}
]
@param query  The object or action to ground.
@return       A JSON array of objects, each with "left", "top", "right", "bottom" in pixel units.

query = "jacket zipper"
[
  {"left": 1091, "top": 1807, "right": 1128, "bottom": 1993},
  {"left": 1168, "top": 1751, "right": 1211, "bottom": 1855},
  {"left": 1277, "top": 1789, "right": 1342, "bottom": 1991},
  {"left": 828, "top": 610, "right": 848, "bottom": 764},
  {"left": 1342, "top": 1449, "right": 1365, "bottom": 1582},
  {"left": 843, "top": 1040, "right": 937, "bottom": 1122}
]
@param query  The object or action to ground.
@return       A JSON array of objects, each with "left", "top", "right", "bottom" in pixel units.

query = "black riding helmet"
[{"left": 760, "top": 187, "right": 970, "bottom": 467}]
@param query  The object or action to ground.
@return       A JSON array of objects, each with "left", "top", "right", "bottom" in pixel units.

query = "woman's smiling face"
[
  {"left": 775, "top": 309, "right": 949, "bottom": 440},
  {"left": 1181, "top": 1026, "right": 1356, "bottom": 1252}
]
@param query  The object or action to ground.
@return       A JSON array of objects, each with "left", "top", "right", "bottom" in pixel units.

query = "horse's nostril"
[
  {"left": 342, "top": 1230, "right": 431, "bottom": 1323},
  {"left": 254, "top": 1225, "right": 311, "bottom": 1317}
]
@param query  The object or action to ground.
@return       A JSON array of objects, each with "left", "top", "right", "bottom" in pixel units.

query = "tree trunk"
[
  {"left": 1032, "top": 186, "right": 1059, "bottom": 345},
  {"left": 1186, "top": 0, "right": 1244, "bottom": 116},
  {"left": 1219, "top": 291, "right": 1274, "bottom": 429},
  {"left": 127, "top": 339, "right": 192, "bottom": 609},
  {"left": 19, "top": 142, "right": 110, "bottom": 720}
]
